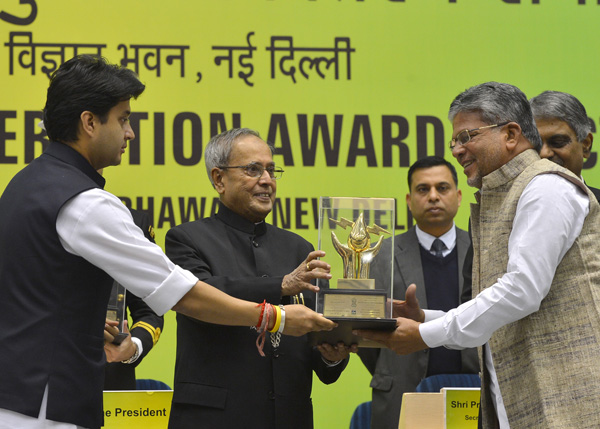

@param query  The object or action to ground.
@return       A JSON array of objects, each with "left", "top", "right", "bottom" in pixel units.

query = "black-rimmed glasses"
[
  {"left": 217, "top": 163, "right": 284, "bottom": 180},
  {"left": 449, "top": 121, "right": 511, "bottom": 150}
]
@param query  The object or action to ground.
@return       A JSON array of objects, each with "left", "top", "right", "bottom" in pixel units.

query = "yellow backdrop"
[{"left": 1, "top": 1, "right": 599, "bottom": 427}]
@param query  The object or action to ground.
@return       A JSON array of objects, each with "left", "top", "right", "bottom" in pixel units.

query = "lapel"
[
  {"left": 456, "top": 227, "right": 468, "bottom": 295},
  {"left": 394, "top": 226, "right": 469, "bottom": 305},
  {"left": 394, "top": 227, "right": 428, "bottom": 307}
]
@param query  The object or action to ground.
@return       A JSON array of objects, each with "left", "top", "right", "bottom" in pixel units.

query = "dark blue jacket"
[{"left": 0, "top": 142, "right": 112, "bottom": 428}]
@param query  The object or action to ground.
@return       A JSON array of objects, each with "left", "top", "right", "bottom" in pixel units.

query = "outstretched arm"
[
  {"left": 57, "top": 190, "right": 336, "bottom": 337},
  {"left": 353, "top": 317, "right": 428, "bottom": 355},
  {"left": 172, "top": 281, "right": 336, "bottom": 336}
]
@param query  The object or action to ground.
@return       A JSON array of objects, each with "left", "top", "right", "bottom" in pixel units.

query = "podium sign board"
[
  {"left": 442, "top": 388, "right": 480, "bottom": 429},
  {"left": 103, "top": 390, "right": 173, "bottom": 428}
]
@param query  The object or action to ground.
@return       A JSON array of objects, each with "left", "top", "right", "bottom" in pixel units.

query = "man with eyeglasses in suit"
[{"left": 165, "top": 128, "right": 354, "bottom": 429}]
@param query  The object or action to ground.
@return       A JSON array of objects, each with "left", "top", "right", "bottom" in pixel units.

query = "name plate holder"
[
  {"left": 397, "top": 389, "right": 480, "bottom": 429},
  {"left": 398, "top": 393, "right": 444, "bottom": 429}
]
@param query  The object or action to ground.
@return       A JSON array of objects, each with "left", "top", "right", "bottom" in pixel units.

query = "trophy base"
[
  {"left": 308, "top": 317, "right": 397, "bottom": 348},
  {"left": 321, "top": 289, "right": 387, "bottom": 318},
  {"left": 337, "top": 278, "right": 375, "bottom": 290},
  {"left": 111, "top": 332, "right": 128, "bottom": 345}
]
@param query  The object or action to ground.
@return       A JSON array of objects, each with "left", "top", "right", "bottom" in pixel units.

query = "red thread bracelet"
[
  {"left": 256, "top": 304, "right": 272, "bottom": 357},
  {"left": 255, "top": 300, "right": 267, "bottom": 329}
]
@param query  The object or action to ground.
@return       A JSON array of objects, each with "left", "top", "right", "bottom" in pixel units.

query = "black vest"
[
  {"left": 420, "top": 245, "right": 462, "bottom": 376},
  {"left": 0, "top": 142, "right": 113, "bottom": 428}
]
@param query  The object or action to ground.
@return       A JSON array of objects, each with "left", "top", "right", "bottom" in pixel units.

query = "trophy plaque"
[
  {"left": 106, "top": 281, "right": 128, "bottom": 345},
  {"left": 310, "top": 197, "right": 397, "bottom": 348}
]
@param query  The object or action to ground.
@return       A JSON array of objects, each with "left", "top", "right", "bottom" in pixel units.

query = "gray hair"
[
  {"left": 204, "top": 128, "right": 270, "bottom": 186},
  {"left": 448, "top": 82, "right": 543, "bottom": 152},
  {"left": 529, "top": 90, "right": 592, "bottom": 142}
]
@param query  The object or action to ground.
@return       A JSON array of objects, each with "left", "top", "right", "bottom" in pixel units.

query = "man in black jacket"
[{"left": 165, "top": 128, "right": 354, "bottom": 429}]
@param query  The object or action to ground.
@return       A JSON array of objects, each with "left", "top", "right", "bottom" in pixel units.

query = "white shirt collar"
[{"left": 415, "top": 223, "right": 456, "bottom": 256}]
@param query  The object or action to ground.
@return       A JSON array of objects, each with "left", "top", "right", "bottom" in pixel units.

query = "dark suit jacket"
[
  {"left": 165, "top": 204, "right": 347, "bottom": 429},
  {"left": 104, "top": 209, "right": 164, "bottom": 390},
  {"left": 358, "top": 226, "right": 479, "bottom": 429}
]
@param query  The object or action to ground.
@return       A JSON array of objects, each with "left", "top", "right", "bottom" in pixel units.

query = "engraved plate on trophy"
[{"left": 322, "top": 289, "right": 387, "bottom": 318}]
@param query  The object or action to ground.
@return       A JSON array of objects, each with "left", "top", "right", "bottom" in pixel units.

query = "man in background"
[
  {"left": 358, "top": 156, "right": 477, "bottom": 429},
  {"left": 165, "top": 128, "right": 354, "bottom": 429},
  {"left": 529, "top": 90, "right": 599, "bottom": 198}
]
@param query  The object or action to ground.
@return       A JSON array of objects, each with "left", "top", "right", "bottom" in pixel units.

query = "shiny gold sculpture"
[{"left": 330, "top": 212, "right": 391, "bottom": 279}]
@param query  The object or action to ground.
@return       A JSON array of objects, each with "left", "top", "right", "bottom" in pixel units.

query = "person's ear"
[
  {"left": 405, "top": 193, "right": 412, "bottom": 213},
  {"left": 504, "top": 121, "right": 522, "bottom": 151},
  {"left": 582, "top": 133, "right": 593, "bottom": 159},
  {"left": 212, "top": 168, "right": 226, "bottom": 195},
  {"left": 80, "top": 111, "right": 96, "bottom": 138}
]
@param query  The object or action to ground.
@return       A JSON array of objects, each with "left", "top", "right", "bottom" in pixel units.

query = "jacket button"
[{"left": 268, "top": 390, "right": 275, "bottom": 400}]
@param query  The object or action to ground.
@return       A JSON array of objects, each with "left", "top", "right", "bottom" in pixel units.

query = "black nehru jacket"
[
  {"left": 165, "top": 203, "right": 347, "bottom": 429},
  {"left": 0, "top": 142, "right": 113, "bottom": 428}
]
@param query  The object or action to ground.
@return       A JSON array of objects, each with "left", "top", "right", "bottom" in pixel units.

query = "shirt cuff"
[
  {"left": 122, "top": 337, "right": 144, "bottom": 364},
  {"left": 143, "top": 266, "right": 199, "bottom": 316},
  {"left": 419, "top": 316, "right": 449, "bottom": 349},
  {"left": 131, "top": 337, "right": 143, "bottom": 359},
  {"left": 423, "top": 309, "right": 446, "bottom": 322}
]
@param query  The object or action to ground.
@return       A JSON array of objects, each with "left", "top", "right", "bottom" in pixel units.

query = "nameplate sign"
[
  {"left": 103, "top": 390, "right": 173, "bottom": 428},
  {"left": 442, "top": 388, "right": 480, "bottom": 428}
]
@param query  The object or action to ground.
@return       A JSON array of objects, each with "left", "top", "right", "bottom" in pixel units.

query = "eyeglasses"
[
  {"left": 449, "top": 121, "right": 511, "bottom": 150},
  {"left": 217, "top": 163, "right": 285, "bottom": 180}
]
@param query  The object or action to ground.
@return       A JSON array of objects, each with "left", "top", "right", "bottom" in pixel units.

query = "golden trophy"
[
  {"left": 331, "top": 212, "right": 390, "bottom": 285},
  {"left": 311, "top": 197, "right": 397, "bottom": 347},
  {"left": 106, "top": 282, "right": 128, "bottom": 345}
]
